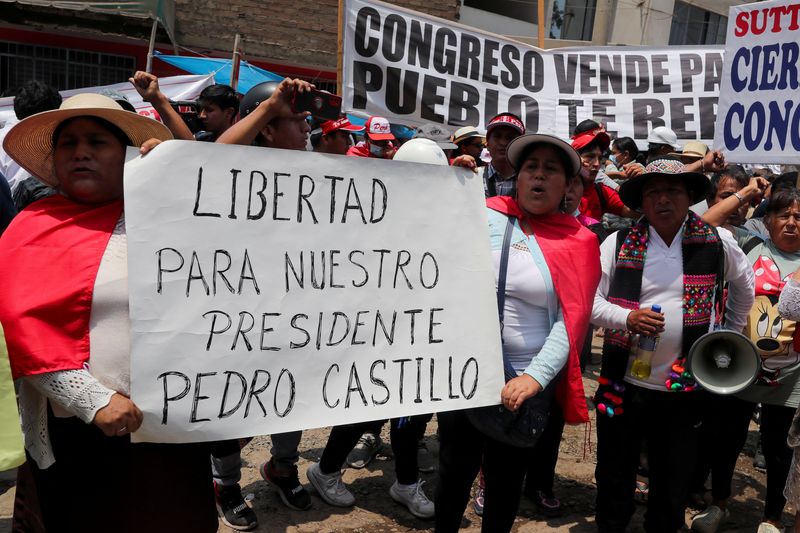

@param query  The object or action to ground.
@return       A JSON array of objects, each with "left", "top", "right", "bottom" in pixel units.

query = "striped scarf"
[{"left": 600, "top": 211, "right": 721, "bottom": 394}]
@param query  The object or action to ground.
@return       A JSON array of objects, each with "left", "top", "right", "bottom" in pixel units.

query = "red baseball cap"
[
  {"left": 320, "top": 117, "right": 364, "bottom": 135},
  {"left": 571, "top": 123, "right": 611, "bottom": 151},
  {"left": 365, "top": 116, "right": 395, "bottom": 141},
  {"left": 486, "top": 113, "right": 525, "bottom": 136}
]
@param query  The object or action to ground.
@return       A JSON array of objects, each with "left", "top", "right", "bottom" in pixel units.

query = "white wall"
[{"left": 459, "top": 5, "right": 541, "bottom": 41}]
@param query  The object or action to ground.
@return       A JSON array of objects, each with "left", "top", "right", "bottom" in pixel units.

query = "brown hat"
[
  {"left": 618, "top": 157, "right": 710, "bottom": 210},
  {"left": 2, "top": 93, "right": 172, "bottom": 186}
]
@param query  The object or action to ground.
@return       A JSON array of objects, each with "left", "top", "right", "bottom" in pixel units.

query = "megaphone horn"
[{"left": 687, "top": 330, "right": 760, "bottom": 395}]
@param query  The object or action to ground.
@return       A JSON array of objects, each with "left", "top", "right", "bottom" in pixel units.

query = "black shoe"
[
  {"left": 261, "top": 460, "right": 312, "bottom": 510},
  {"left": 753, "top": 442, "right": 767, "bottom": 472},
  {"left": 215, "top": 482, "right": 258, "bottom": 531}
]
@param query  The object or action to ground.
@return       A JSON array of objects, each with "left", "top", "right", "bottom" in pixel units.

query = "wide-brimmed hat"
[
  {"left": 2, "top": 93, "right": 172, "bottom": 187},
  {"left": 413, "top": 123, "right": 457, "bottom": 150},
  {"left": 506, "top": 133, "right": 582, "bottom": 178},
  {"left": 669, "top": 140, "right": 708, "bottom": 163},
  {"left": 618, "top": 157, "right": 710, "bottom": 210},
  {"left": 452, "top": 126, "right": 484, "bottom": 145}
]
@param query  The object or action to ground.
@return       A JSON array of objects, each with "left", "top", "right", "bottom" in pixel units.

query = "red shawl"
[
  {"left": 487, "top": 196, "right": 601, "bottom": 424},
  {"left": 0, "top": 195, "right": 123, "bottom": 379}
]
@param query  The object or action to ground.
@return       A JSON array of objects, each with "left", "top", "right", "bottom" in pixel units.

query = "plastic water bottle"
[{"left": 630, "top": 304, "right": 661, "bottom": 379}]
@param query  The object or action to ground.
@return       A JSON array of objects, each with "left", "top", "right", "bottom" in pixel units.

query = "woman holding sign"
[
  {"left": 0, "top": 93, "right": 218, "bottom": 532},
  {"left": 434, "top": 133, "right": 600, "bottom": 533}
]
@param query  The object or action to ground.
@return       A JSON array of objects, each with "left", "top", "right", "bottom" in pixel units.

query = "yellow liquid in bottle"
[{"left": 630, "top": 359, "right": 652, "bottom": 379}]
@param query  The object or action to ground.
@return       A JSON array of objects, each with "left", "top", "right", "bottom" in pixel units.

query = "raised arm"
[
  {"left": 129, "top": 71, "right": 195, "bottom": 141},
  {"left": 216, "top": 78, "right": 314, "bottom": 146},
  {"left": 702, "top": 176, "right": 768, "bottom": 227}
]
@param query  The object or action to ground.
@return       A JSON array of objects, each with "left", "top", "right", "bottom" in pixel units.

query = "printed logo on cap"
[
  {"left": 368, "top": 117, "right": 391, "bottom": 135},
  {"left": 487, "top": 114, "right": 524, "bottom": 134}
]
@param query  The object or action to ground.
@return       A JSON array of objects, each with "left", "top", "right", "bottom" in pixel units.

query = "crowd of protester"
[{"left": 0, "top": 73, "right": 799, "bottom": 533}]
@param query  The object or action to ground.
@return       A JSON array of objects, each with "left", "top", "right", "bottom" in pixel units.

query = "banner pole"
[
  {"left": 146, "top": 17, "right": 159, "bottom": 73},
  {"left": 230, "top": 34, "right": 242, "bottom": 92},
  {"left": 538, "top": 0, "right": 546, "bottom": 49},
  {"left": 337, "top": 0, "right": 344, "bottom": 96}
]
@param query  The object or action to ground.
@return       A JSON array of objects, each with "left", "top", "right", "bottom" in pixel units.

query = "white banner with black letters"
[
  {"left": 125, "top": 140, "right": 504, "bottom": 443},
  {"left": 342, "top": 0, "right": 724, "bottom": 146}
]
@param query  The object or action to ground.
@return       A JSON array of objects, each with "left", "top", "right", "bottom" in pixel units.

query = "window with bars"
[
  {"left": 669, "top": 2, "right": 728, "bottom": 45},
  {"left": 0, "top": 41, "right": 136, "bottom": 95}
]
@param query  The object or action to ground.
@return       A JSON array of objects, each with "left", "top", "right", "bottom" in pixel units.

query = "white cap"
[{"left": 647, "top": 126, "right": 680, "bottom": 150}]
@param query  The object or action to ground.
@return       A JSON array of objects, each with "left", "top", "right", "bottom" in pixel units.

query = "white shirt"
[
  {"left": 0, "top": 119, "right": 27, "bottom": 191},
  {"left": 592, "top": 221, "right": 754, "bottom": 390}
]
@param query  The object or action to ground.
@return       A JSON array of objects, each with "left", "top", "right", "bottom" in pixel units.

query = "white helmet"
[{"left": 392, "top": 138, "right": 449, "bottom": 166}]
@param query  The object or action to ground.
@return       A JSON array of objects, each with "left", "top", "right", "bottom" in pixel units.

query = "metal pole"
[
  {"left": 230, "top": 34, "right": 242, "bottom": 91},
  {"left": 337, "top": 0, "right": 344, "bottom": 95},
  {"left": 146, "top": 17, "right": 158, "bottom": 73}
]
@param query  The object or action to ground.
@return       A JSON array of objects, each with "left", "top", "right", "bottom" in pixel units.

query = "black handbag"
[{"left": 466, "top": 215, "right": 555, "bottom": 448}]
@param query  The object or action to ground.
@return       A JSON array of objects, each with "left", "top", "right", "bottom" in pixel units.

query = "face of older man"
[{"left": 641, "top": 176, "right": 691, "bottom": 243}]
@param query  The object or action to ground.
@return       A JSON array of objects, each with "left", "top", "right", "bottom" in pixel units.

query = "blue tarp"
[{"left": 155, "top": 52, "right": 283, "bottom": 93}]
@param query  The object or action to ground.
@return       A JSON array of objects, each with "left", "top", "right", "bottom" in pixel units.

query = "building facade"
[{"left": 0, "top": 0, "right": 459, "bottom": 95}]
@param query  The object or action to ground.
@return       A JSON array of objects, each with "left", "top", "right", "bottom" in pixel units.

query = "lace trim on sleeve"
[
  {"left": 28, "top": 369, "right": 115, "bottom": 423},
  {"left": 779, "top": 279, "right": 800, "bottom": 322}
]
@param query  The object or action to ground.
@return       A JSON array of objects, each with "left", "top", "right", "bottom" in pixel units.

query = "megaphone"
[{"left": 688, "top": 330, "right": 760, "bottom": 395}]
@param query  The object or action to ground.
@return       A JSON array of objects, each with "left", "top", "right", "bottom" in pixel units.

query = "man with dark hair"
[
  {"left": 12, "top": 80, "right": 62, "bottom": 120},
  {"left": 482, "top": 112, "right": 525, "bottom": 197},
  {"left": 573, "top": 120, "right": 636, "bottom": 220},
  {"left": 0, "top": 80, "right": 62, "bottom": 193},
  {"left": 195, "top": 84, "right": 239, "bottom": 142}
]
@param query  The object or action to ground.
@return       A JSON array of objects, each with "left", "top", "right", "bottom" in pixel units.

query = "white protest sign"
[
  {"left": 713, "top": 0, "right": 800, "bottom": 164},
  {"left": 342, "top": 0, "right": 724, "bottom": 146},
  {"left": 125, "top": 141, "right": 504, "bottom": 443}
]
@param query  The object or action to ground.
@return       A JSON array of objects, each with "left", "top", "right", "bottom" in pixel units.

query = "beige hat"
[
  {"left": 2, "top": 93, "right": 172, "bottom": 186},
  {"left": 452, "top": 126, "right": 485, "bottom": 145},
  {"left": 669, "top": 140, "right": 708, "bottom": 163}
]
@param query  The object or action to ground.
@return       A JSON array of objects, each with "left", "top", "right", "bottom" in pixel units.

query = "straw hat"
[
  {"left": 2, "top": 93, "right": 172, "bottom": 187},
  {"left": 669, "top": 140, "right": 708, "bottom": 163}
]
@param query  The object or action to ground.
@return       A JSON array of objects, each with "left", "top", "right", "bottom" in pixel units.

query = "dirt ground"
[{"left": 0, "top": 339, "right": 793, "bottom": 533}]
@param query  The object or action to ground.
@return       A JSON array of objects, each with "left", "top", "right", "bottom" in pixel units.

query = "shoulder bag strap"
[{"left": 497, "top": 215, "right": 516, "bottom": 379}]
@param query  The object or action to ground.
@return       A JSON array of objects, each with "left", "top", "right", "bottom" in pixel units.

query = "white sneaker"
[
  {"left": 691, "top": 505, "right": 729, "bottom": 533},
  {"left": 306, "top": 462, "right": 355, "bottom": 507},
  {"left": 390, "top": 480, "right": 435, "bottom": 519},
  {"left": 756, "top": 522, "right": 783, "bottom": 533}
]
